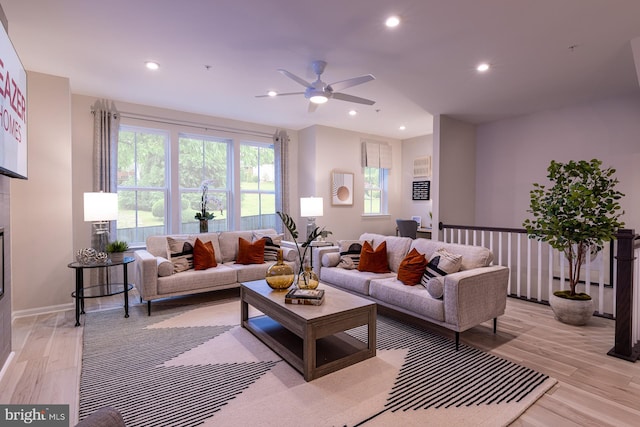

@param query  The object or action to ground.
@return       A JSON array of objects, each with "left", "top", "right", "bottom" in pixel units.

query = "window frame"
[{"left": 363, "top": 166, "right": 388, "bottom": 215}]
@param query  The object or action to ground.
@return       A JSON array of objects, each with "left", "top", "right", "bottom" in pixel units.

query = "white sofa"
[
  {"left": 318, "top": 233, "right": 509, "bottom": 349},
  {"left": 134, "top": 228, "right": 297, "bottom": 314}
]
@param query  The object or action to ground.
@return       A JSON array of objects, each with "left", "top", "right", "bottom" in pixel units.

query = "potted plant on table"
[
  {"left": 195, "top": 182, "right": 215, "bottom": 233},
  {"left": 277, "top": 211, "right": 331, "bottom": 289},
  {"left": 523, "top": 159, "right": 624, "bottom": 325},
  {"left": 106, "top": 240, "right": 129, "bottom": 263}
]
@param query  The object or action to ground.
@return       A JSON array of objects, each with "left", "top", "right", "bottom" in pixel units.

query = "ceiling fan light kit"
[{"left": 257, "top": 60, "right": 376, "bottom": 111}]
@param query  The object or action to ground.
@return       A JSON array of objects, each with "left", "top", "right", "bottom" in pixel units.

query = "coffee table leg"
[
  {"left": 303, "top": 325, "right": 316, "bottom": 381},
  {"left": 240, "top": 288, "right": 248, "bottom": 324},
  {"left": 368, "top": 306, "right": 377, "bottom": 355}
]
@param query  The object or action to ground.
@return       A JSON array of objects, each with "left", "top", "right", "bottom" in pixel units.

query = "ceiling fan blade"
[
  {"left": 328, "top": 74, "right": 375, "bottom": 92},
  {"left": 332, "top": 92, "right": 376, "bottom": 105},
  {"left": 308, "top": 102, "right": 319, "bottom": 113},
  {"left": 255, "top": 92, "right": 305, "bottom": 98},
  {"left": 278, "top": 69, "right": 312, "bottom": 88}
]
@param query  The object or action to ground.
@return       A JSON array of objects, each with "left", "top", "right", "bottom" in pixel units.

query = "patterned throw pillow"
[
  {"left": 337, "top": 240, "right": 366, "bottom": 270},
  {"left": 358, "top": 241, "right": 391, "bottom": 273},
  {"left": 421, "top": 248, "right": 463, "bottom": 289},
  {"left": 253, "top": 233, "right": 283, "bottom": 262},
  {"left": 193, "top": 238, "right": 217, "bottom": 270},
  {"left": 236, "top": 237, "right": 265, "bottom": 265},
  {"left": 167, "top": 237, "right": 195, "bottom": 273},
  {"left": 397, "top": 248, "right": 428, "bottom": 286}
]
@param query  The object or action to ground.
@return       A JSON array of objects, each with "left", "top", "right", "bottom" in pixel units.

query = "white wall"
[
  {"left": 11, "top": 72, "right": 73, "bottom": 314},
  {"left": 476, "top": 93, "right": 640, "bottom": 231},
  {"left": 435, "top": 115, "right": 477, "bottom": 231},
  {"left": 299, "top": 125, "right": 403, "bottom": 240},
  {"left": 401, "top": 134, "right": 433, "bottom": 228}
]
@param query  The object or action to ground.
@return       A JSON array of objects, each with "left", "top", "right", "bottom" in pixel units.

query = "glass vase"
[
  {"left": 199, "top": 219, "right": 209, "bottom": 233},
  {"left": 297, "top": 264, "right": 319, "bottom": 290},
  {"left": 265, "top": 249, "right": 295, "bottom": 290}
]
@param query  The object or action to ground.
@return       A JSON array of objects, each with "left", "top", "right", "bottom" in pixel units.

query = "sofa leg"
[
  {"left": 455, "top": 332, "right": 460, "bottom": 351},
  {"left": 147, "top": 301, "right": 151, "bottom": 316},
  {"left": 493, "top": 318, "right": 497, "bottom": 334}
]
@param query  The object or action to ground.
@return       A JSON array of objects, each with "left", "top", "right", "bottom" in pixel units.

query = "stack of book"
[{"left": 285, "top": 288, "right": 325, "bottom": 305}]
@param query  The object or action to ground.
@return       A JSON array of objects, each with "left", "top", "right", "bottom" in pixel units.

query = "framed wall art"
[{"left": 331, "top": 171, "right": 354, "bottom": 206}]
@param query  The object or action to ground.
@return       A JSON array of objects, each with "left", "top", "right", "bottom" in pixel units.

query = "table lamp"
[
  {"left": 84, "top": 192, "right": 118, "bottom": 252},
  {"left": 300, "top": 197, "right": 323, "bottom": 240}
]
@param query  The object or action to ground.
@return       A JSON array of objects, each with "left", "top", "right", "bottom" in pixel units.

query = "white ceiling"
[{"left": 2, "top": 0, "right": 640, "bottom": 140}]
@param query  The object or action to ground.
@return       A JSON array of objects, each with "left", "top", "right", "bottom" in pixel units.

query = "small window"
[{"left": 364, "top": 166, "right": 388, "bottom": 214}]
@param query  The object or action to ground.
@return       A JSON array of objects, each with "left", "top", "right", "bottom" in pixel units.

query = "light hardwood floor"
[{"left": 1, "top": 290, "right": 639, "bottom": 426}]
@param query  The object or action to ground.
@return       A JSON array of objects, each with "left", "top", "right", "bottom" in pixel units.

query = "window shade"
[{"left": 361, "top": 141, "right": 392, "bottom": 169}]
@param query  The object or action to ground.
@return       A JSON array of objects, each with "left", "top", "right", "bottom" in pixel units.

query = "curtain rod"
[{"left": 93, "top": 108, "right": 276, "bottom": 139}]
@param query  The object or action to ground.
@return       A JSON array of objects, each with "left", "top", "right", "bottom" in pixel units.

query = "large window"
[
  {"left": 363, "top": 166, "right": 387, "bottom": 215},
  {"left": 240, "top": 142, "right": 276, "bottom": 229},
  {"left": 116, "top": 126, "right": 168, "bottom": 244},
  {"left": 178, "top": 134, "right": 230, "bottom": 233}
]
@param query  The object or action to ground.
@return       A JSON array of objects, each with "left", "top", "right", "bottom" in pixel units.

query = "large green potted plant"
[{"left": 523, "top": 159, "right": 624, "bottom": 325}]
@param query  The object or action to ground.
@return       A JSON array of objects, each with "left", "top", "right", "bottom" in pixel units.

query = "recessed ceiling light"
[
  {"left": 348, "top": 110, "right": 357, "bottom": 116},
  {"left": 385, "top": 15, "right": 400, "bottom": 28},
  {"left": 399, "top": 125, "right": 406, "bottom": 130},
  {"left": 476, "top": 62, "right": 490, "bottom": 72},
  {"left": 145, "top": 61, "right": 160, "bottom": 70},
  {"left": 267, "top": 91, "right": 277, "bottom": 97}
]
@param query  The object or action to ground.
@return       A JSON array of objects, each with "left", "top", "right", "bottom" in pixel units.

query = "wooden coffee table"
[{"left": 241, "top": 280, "right": 376, "bottom": 381}]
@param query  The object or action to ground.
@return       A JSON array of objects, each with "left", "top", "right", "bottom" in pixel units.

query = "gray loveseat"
[
  {"left": 134, "top": 228, "right": 296, "bottom": 314},
  {"left": 318, "top": 233, "right": 509, "bottom": 349}
]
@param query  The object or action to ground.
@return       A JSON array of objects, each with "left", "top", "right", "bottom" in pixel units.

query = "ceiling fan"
[{"left": 256, "top": 60, "right": 376, "bottom": 112}]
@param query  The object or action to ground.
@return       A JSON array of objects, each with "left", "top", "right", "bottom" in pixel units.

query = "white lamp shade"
[
  {"left": 300, "top": 197, "right": 323, "bottom": 218},
  {"left": 84, "top": 192, "right": 118, "bottom": 221}
]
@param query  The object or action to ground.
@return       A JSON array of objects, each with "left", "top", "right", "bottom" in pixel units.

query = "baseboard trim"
[
  {"left": 12, "top": 303, "right": 74, "bottom": 322},
  {"left": 0, "top": 351, "right": 15, "bottom": 383}
]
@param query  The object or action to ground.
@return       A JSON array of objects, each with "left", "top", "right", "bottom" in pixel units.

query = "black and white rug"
[{"left": 79, "top": 300, "right": 555, "bottom": 426}]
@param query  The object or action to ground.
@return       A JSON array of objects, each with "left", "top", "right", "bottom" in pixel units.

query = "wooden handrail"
[{"left": 439, "top": 222, "right": 528, "bottom": 234}]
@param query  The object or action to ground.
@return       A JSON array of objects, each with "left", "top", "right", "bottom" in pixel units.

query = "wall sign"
[{"left": 412, "top": 180, "right": 430, "bottom": 200}]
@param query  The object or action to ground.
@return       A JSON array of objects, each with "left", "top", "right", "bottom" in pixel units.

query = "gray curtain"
[
  {"left": 273, "top": 129, "right": 290, "bottom": 235},
  {"left": 91, "top": 100, "right": 120, "bottom": 283}
]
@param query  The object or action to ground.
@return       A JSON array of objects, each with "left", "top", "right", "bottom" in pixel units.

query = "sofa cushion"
[
  {"left": 194, "top": 233, "right": 223, "bottom": 264},
  {"left": 337, "top": 240, "right": 366, "bottom": 270},
  {"left": 193, "top": 238, "right": 217, "bottom": 270},
  {"left": 423, "top": 248, "right": 463, "bottom": 279},
  {"left": 156, "top": 257, "right": 174, "bottom": 277},
  {"left": 358, "top": 241, "right": 391, "bottom": 273},
  {"left": 410, "top": 239, "right": 494, "bottom": 270},
  {"left": 397, "top": 248, "right": 428, "bottom": 286},
  {"left": 167, "top": 236, "right": 195, "bottom": 273},
  {"left": 236, "top": 238, "right": 265, "bottom": 264},
  {"left": 359, "top": 233, "right": 412, "bottom": 272},
  {"left": 369, "top": 278, "right": 445, "bottom": 322},
  {"left": 320, "top": 267, "right": 394, "bottom": 295},
  {"left": 227, "top": 261, "right": 272, "bottom": 282},
  {"left": 157, "top": 264, "right": 238, "bottom": 294},
  {"left": 218, "top": 230, "right": 255, "bottom": 263}
]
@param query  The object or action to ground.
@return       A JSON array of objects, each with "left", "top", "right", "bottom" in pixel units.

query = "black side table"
[{"left": 68, "top": 257, "right": 134, "bottom": 326}]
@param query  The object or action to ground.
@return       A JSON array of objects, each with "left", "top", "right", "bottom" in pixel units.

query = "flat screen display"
[{"left": 0, "top": 22, "right": 27, "bottom": 179}]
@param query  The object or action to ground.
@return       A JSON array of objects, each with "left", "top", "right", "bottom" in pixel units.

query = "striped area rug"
[{"left": 79, "top": 300, "right": 555, "bottom": 426}]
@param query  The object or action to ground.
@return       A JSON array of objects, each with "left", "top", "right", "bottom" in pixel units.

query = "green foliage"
[
  {"left": 151, "top": 199, "right": 164, "bottom": 218},
  {"left": 523, "top": 159, "right": 624, "bottom": 296},
  {"left": 553, "top": 290, "right": 592, "bottom": 301},
  {"left": 106, "top": 240, "right": 129, "bottom": 253},
  {"left": 277, "top": 211, "right": 331, "bottom": 275}
]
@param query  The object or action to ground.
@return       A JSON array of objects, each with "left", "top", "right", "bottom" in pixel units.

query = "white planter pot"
[{"left": 549, "top": 294, "right": 595, "bottom": 326}]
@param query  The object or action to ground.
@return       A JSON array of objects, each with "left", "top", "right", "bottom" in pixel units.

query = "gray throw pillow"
[{"left": 425, "top": 276, "right": 445, "bottom": 299}]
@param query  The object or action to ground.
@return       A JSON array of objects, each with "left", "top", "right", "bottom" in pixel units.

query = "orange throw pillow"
[
  {"left": 397, "top": 248, "right": 428, "bottom": 286},
  {"left": 236, "top": 237, "right": 265, "bottom": 265},
  {"left": 193, "top": 238, "right": 217, "bottom": 270},
  {"left": 358, "top": 241, "right": 390, "bottom": 273}
]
